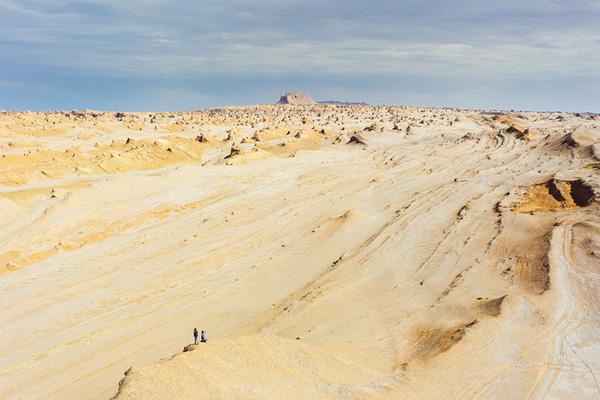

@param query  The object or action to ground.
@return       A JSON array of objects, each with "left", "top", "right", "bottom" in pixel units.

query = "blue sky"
[{"left": 0, "top": 0, "right": 599, "bottom": 111}]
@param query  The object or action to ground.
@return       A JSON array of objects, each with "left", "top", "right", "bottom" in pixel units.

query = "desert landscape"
[{"left": 0, "top": 96, "right": 599, "bottom": 399}]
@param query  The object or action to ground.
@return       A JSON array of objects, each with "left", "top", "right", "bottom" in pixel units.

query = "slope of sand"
[
  {"left": 0, "top": 107, "right": 598, "bottom": 399},
  {"left": 113, "top": 336, "right": 393, "bottom": 400}
]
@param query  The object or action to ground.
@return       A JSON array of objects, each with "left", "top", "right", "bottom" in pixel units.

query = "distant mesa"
[
  {"left": 277, "top": 92, "right": 316, "bottom": 105},
  {"left": 318, "top": 100, "right": 368, "bottom": 106},
  {"left": 277, "top": 92, "right": 366, "bottom": 106}
]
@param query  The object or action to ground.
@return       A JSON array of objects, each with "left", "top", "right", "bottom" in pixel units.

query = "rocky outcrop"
[
  {"left": 347, "top": 133, "right": 367, "bottom": 146},
  {"left": 277, "top": 92, "right": 316, "bottom": 105}
]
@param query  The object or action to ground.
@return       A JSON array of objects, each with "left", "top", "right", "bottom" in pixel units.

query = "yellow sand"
[{"left": 0, "top": 107, "right": 598, "bottom": 400}]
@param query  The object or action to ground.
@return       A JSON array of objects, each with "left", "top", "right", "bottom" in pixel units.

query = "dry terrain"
[{"left": 0, "top": 105, "right": 599, "bottom": 399}]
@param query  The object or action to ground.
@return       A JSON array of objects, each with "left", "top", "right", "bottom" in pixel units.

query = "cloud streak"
[{"left": 0, "top": 0, "right": 598, "bottom": 111}]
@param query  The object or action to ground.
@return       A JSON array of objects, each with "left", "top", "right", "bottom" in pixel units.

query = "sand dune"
[
  {"left": 112, "top": 336, "right": 393, "bottom": 400},
  {"left": 0, "top": 106, "right": 598, "bottom": 399}
]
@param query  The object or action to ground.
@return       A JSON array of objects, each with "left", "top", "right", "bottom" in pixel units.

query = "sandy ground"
[{"left": 0, "top": 106, "right": 598, "bottom": 399}]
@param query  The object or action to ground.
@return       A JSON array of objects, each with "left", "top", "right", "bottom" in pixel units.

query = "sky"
[{"left": 0, "top": 0, "right": 599, "bottom": 111}]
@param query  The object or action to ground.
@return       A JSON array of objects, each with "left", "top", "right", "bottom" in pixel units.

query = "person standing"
[{"left": 193, "top": 328, "right": 199, "bottom": 345}]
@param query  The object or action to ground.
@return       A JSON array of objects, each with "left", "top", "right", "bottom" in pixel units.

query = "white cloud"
[{"left": 0, "top": 0, "right": 598, "bottom": 110}]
